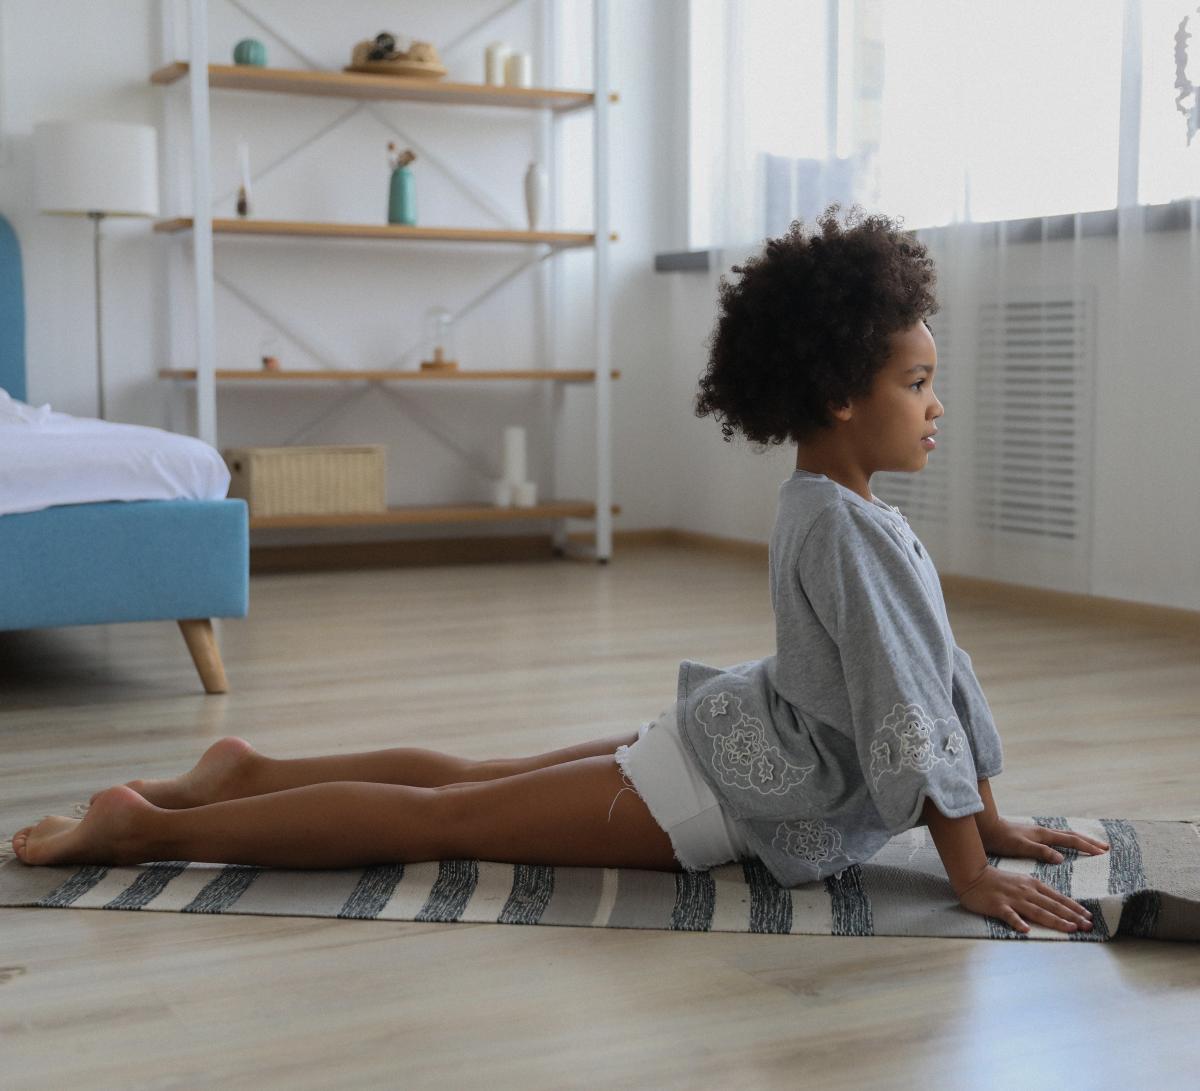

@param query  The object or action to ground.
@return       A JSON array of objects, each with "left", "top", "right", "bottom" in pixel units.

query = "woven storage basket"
[{"left": 224, "top": 445, "right": 387, "bottom": 517}]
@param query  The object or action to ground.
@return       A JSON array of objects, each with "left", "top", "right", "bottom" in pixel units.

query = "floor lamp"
[{"left": 33, "top": 120, "right": 159, "bottom": 420}]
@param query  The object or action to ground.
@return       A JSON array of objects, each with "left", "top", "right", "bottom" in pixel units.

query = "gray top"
[{"left": 676, "top": 470, "right": 1004, "bottom": 887}]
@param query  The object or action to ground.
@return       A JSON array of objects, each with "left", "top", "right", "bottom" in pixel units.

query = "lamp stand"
[{"left": 88, "top": 210, "right": 106, "bottom": 420}]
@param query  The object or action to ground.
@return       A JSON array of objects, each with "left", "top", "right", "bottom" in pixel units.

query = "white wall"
[
  {"left": 0, "top": 0, "right": 164, "bottom": 423},
  {"left": 660, "top": 228, "right": 1200, "bottom": 613}
]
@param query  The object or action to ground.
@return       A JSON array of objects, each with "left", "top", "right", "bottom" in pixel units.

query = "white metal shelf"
[{"left": 155, "top": 0, "right": 614, "bottom": 560}]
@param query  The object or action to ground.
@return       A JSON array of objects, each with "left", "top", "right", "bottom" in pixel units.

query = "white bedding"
[{"left": 0, "top": 389, "right": 230, "bottom": 517}]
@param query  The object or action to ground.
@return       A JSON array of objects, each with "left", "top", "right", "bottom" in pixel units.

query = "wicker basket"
[{"left": 224, "top": 445, "right": 387, "bottom": 517}]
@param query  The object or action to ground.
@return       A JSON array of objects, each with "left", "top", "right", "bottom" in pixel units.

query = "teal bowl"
[{"left": 233, "top": 38, "right": 267, "bottom": 66}]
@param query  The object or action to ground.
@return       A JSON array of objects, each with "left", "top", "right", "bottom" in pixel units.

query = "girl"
[{"left": 11, "top": 204, "right": 1108, "bottom": 935}]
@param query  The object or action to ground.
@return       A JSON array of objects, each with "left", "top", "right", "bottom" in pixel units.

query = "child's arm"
[
  {"left": 975, "top": 778, "right": 1001, "bottom": 831},
  {"left": 921, "top": 795, "right": 988, "bottom": 893},
  {"left": 921, "top": 796, "right": 1095, "bottom": 934}
]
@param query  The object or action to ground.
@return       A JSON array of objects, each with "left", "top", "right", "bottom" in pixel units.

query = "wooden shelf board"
[
  {"left": 159, "top": 368, "right": 621, "bottom": 383},
  {"left": 153, "top": 217, "right": 606, "bottom": 247},
  {"left": 248, "top": 501, "right": 619, "bottom": 530},
  {"left": 150, "top": 62, "right": 617, "bottom": 112}
]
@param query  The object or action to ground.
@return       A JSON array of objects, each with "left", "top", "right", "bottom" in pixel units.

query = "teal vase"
[
  {"left": 233, "top": 38, "right": 267, "bottom": 66},
  {"left": 388, "top": 167, "right": 416, "bottom": 225}
]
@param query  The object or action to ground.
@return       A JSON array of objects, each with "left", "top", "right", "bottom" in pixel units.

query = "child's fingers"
[
  {"left": 1008, "top": 903, "right": 1087, "bottom": 933},
  {"left": 1035, "top": 829, "right": 1110, "bottom": 859},
  {"left": 1003, "top": 909, "right": 1030, "bottom": 933},
  {"left": 1020, "top": 894, "right": 1086, "bottom": 933},
  {"left": 1030, "top": 888, "right": 1092, "bottom": 927}
]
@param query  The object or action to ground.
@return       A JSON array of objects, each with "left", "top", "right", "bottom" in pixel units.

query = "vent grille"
[{"left": 973, "top": 296, "right": 1093, "bottom": 542}]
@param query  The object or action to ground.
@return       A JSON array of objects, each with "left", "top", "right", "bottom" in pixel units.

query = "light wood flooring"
[{"left": 2, "top": 541, "right": 1199, "bottom": 1090}]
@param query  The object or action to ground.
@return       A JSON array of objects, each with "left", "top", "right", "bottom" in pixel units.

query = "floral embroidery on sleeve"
[
  {"left": 869, "top": 702, "right": 967, "bottom": 790},
  {"left": 694, "top": 691, "right": 814, "bottom": 796}
]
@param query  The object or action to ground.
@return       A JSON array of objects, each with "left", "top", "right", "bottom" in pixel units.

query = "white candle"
[
  {"left": 485, "top": 42, "right": 511, "bottom": 86},
  {"left": 504, "top": 51, "right": 532, "bottom": 88},
  {"left": 502, "top": 427, "right": 526, "bottom": 485},
  {"left": 513, "top": 481, "right": 538, "bottom": 508}
]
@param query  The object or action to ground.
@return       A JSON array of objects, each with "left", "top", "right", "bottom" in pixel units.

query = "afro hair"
[{"left": 694, "top": 202, "right": 940, "bottom": 448}]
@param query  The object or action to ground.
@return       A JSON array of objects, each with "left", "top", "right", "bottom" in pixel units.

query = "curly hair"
[{"left": 694, "top": 203, "right": 940, "bottom": 447}]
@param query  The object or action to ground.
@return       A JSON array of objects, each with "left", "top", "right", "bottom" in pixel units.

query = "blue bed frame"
[{"left": 0, "top": 213, "right": 248, "bottom": 693}]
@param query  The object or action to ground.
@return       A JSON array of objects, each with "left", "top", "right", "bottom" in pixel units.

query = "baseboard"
[
  {"left": 567, "top": 527, "right": 768, "bottom": 558},
  {"left": 572, "top": 528, "right": 1200, "bottom": 637},
  {"left": 250, "top": 534, "right": 556, "bottom": 573}
]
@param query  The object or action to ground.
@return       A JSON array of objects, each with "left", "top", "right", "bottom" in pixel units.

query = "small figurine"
[{"left": 367, "top": 32, "right": 397, "bottom": 60}]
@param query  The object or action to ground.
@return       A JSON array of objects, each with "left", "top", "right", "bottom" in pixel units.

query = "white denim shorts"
[{"left": 613, "top": 701, "right": 755, "bottom": 872}]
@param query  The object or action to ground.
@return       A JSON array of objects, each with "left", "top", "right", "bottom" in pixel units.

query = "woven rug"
[{"left": 3, "top": 814, "right": 1198, "bottom": 941}]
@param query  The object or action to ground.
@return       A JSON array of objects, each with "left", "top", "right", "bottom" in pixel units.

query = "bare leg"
[
  {"left": 102, "top": 732, "right": 643, "bottom": 810},
  {"left": 15, "top": 754, "right": 680, "bottom": 873}
]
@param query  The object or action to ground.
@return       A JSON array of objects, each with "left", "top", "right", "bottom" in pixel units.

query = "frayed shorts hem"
[{"left": 614, "top": 702, "right": 754, "bottom": 872}]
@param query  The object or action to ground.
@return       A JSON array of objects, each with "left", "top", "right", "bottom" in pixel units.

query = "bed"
[{"left": 0, "top": 212, "right": 248, "bottom": 693}]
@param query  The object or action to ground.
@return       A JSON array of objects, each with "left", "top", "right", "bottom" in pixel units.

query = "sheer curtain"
[{"left": 697, "top": 0, "right": 1200, "bottom": 603}]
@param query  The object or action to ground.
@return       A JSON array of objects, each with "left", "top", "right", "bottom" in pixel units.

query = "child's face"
[{"left": 849, "top": 321, "right": 944, "bottom": 472}]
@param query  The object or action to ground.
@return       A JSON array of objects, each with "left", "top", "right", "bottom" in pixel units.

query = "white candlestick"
[{"left": 502, "top": 427, "right": 526, "bottom": 485}]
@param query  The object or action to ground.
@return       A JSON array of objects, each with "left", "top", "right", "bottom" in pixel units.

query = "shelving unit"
[{"left": 154, "top": 1, "right": 616, "bottom": 561}]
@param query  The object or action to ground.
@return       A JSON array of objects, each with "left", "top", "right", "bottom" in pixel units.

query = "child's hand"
[
  {"left": 978, "top": 817, "right": 1109, "bottom": 864},
  {"left": 955, "top": 865, "right": 1094, "bottom": 934}
]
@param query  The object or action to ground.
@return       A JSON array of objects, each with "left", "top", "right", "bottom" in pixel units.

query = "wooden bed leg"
[{"left": 178, "top": 619, "right": 230, "bottom": 694}]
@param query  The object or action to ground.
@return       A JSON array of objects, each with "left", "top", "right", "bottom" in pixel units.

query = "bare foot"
[
  {"left": 89, "top": 737, "right": 261, "bottom": 810},
  {"left": 12, "top": 785, "right": 158, "bottom": 866}
]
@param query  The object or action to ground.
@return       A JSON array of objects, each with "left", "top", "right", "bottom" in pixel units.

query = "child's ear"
[{"left": 829, "top": 401, "right": 853, "bottom": 423}]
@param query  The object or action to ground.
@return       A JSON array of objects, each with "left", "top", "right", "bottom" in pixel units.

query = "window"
[{"left": 689, "top": 0, "right": 1187, "bottom": 247}]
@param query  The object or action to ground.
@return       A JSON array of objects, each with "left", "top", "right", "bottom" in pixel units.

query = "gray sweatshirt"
[{"left": 676, "top": 469, "right": 1004, "bottom": 887}]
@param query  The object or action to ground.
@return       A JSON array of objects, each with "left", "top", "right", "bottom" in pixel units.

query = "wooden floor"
[{"left": 2, "top": 542, "right": 1199, "bottom": 1089}]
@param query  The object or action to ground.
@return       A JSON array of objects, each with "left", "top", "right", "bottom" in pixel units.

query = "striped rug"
[{"left": 3, "top": 816, "right": 1197, "bottom": 941}]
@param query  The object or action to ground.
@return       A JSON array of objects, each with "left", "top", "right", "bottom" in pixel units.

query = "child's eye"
[{"left": 910, "top": 380, "right": 925, "bottom": 391}]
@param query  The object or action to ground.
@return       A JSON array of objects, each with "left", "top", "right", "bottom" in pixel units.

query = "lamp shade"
[{"left": 34, "top": 121, "right": 159, "bottom": 217}]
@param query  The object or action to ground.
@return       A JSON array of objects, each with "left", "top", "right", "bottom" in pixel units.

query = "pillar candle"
[
  {"left": 485, "top": 42, "right": 511, "bottom": 86},
  {"left": 504, "top": 51, "right": 532, "bottom": 88},
  {"left": 502, "top": 427, "right": 526, "bottom": 485}
]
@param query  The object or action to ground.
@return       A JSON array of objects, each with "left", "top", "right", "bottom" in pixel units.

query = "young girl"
[{"left": 12, "top": 204, "right": 1108, "bottom": 935}]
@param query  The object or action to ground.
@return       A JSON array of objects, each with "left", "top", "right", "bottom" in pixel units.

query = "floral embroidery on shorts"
[
  {"left": 869, "top": 703, "right": 966, "bottom": 790},
  {"left": 771, "top": 817, "right": 849, "bottom": 866},
  {"left": 694, "top": 691, "right": 814, "bottom": 795}
]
